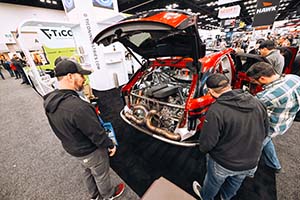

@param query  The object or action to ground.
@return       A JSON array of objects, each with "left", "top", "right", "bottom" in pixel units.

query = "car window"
[
  {"left": 221, "top": 56, "right": 232, "bottom": 82},
  {"left": 129, "top": 32, "right": 151, "bottom": 47}
]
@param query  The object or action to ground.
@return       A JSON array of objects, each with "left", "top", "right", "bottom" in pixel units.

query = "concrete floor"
[
  {"left": 0, "top": 70, "right": 300, "bottom": 199},
  {"left": 0, "top": 72, "right": 139, "bottom": 200}
]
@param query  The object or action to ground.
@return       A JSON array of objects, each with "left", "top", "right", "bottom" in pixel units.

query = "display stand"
[{"left": 16, "top": 20, "right": 78, "bottom": 96}]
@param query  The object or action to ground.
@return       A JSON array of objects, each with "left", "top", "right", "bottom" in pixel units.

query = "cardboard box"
[{"left": 141, "top": 177, "right": 196, "bottom": 200}]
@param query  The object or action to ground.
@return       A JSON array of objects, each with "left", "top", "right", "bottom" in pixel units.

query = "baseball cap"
[
  {"left": 206, "top": 73, "right": 229, "bottom": 89},
  {"left": 54, "top": 56, "right": 68, "bottom": 66},
  {"left": 54, "top": 59, "right": 92, "bottom": 77}
]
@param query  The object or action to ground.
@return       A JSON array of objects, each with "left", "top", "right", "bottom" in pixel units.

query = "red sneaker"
[{"left": 108, "top": 183, "right": 125, "bottom": 200}]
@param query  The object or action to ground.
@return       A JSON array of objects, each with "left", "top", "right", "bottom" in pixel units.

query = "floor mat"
[{"left": 93, "top": 88, "right": 276, "bottom": 200}]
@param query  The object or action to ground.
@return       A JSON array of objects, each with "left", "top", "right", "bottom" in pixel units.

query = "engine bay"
[{"left": 123, "top": 66, "right": 193, "bottom": 141}]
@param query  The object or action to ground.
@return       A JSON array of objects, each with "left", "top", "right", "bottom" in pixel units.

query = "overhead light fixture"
[
  {"left": 46, "top": 0, "right": 51, "bottom": 3},
  {"left": 40, "top": 0, "right": 45, "bottom": 2},
  {"left": 52, "top": 0, "right": 57, "bottom": 4}
]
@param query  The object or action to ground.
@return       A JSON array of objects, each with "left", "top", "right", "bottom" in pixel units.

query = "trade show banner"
[
  {"left": 37, "top": 27, "right": 77, "bottom": 70},
  {"left": 38, "top": 27, "right": 75, "bottom": 48},
  {"left": 39, "top": 46, "right": 76, "bottom": 70},
  {"left": 252, "top": 0, "right": 280, "bottom": 27},
  {"left": 218, "top": 5, "right": 241, "bottom": 19}
]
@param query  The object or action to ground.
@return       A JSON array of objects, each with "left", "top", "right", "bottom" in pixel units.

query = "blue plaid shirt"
[{"left": 256, "top": 74, "right": 300, "bottom": 137}]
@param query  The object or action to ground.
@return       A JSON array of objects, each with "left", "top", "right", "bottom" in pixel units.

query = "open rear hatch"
[{"left": 93, "top": 9, "right": 205, "bottom": 62}]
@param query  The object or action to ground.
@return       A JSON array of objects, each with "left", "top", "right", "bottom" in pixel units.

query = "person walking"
[
  {"left": 246, "top": 62, "right": 300, "bottom": 173},
  {"left": 11, "top": 54, "right": 29, "bottom": 84},
  {"left": 43, "top": 59, "right": 125, "bottom": 200},
  {"left": 258, "top": 40, "right": 284, "bottom": 74},
  {"left": 10, "top": 62, "right": 21, "bottom": 79},
  {"left": 0, "top": 57, "right": 14, "bottom": 77},
  {"left": 192, "top": 73, "right": 268, "bottom": 200}
]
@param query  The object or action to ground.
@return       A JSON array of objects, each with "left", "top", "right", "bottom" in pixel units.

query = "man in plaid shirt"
[{"left": 246, "top": 62, "right": 300, "bottom": 172}]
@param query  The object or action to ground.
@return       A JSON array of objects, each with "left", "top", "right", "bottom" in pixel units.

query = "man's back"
[
  {"left": 266, "top": 49, "right": 284, "bottom": 74},
  {"left": 257, "top": 74, "right": 300, "bottom": 136},
  {"left": 199, "top": 89, "right": 268, "bottom": 171}
]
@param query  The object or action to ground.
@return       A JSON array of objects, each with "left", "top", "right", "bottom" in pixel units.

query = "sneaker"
[
  {"left": 90, "top": 195, "right": 101, "bottom": 200},
  {"left": 192, "top": 181, "right": 203, "bottom": 200},
  {"left": 274, "top": 168, "right": 281, "bottom": 174},
  {"left": 106, "top": 183, "right": 125, "bottom": 200}
]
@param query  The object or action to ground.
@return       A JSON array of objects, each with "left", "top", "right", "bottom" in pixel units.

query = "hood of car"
[{"left": 93, "top": 9, "right": 205, "bottom": 60}]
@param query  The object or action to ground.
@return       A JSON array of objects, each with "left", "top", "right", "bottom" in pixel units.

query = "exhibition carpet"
[{"left": 94, "top": 88, "right": 276, "bottom": 200}]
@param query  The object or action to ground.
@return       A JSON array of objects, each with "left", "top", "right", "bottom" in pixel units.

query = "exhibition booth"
[{"left": 16, "top": 0, "right": 131, "bottom": 96}]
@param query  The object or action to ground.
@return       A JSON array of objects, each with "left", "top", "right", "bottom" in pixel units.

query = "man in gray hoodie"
[{"left": 258, "top": 40, "right": 284, "bottom": 74}]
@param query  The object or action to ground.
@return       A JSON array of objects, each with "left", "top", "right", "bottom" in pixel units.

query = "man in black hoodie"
[
  {"left": 192, "top": 73, "right": 268, "bottom": 200},
  {"left": 43, "top": 59, "right": 124, "bottom": 200}
]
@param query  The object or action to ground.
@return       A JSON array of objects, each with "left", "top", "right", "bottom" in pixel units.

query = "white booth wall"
[{"left": 63, "top": 0, "right": 129, "bottom": 91}]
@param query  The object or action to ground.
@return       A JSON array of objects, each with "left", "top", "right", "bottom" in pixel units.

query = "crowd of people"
[
  {"left": 232, "top": 33, "right": 300, "bottom": 53},
  {"left": 191, "top": 33, "right": 300, "bottom": 200},
  {"left": 0, "top": 54, "right": 30, "bottom": 84}
]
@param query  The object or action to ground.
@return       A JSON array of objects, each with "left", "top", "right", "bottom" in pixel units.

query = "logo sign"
[
  {"left": 218, "top": 5, "right": 241, "bottom": 19},
  {"left": 92, "top": 0, "right": 114, "bottom": 10},
  {"left": 38, "top": 27, "right": 75, "bottom": 48},
  {"left": 2, "top": 33, "right": 16, "bottom": 44},
  {"left": 62, "top": 0, "right": 75, "bottom": 13},
  {"left": 252, "top": 0, "right": 280, "bottom": 27},
  {"left": 218, "top": 0, "right": 241, "bottom": 6}
]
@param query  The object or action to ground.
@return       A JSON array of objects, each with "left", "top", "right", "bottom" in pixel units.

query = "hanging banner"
[
  {"left": 36, "top": 27, "right": 77, "bottom": 70},
  {"left": 252, "top": 0, "right": 280, "bottom": 27},
  {"left": 218, "top": 0, "right": 241, "bottom": 6},
  {"left": 218, "top": 5, "right": 241, "bottom": 19},
  {"left": 38, "top": 27, "right": 75, "bottom": 48}
]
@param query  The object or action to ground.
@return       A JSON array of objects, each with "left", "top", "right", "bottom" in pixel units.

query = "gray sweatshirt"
[{"left": 266, "top": 49, "right": 285, "bottom": 74}]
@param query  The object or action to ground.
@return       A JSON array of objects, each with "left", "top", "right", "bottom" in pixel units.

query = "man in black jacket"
[
  {"left": 44, "top": 59, "right": 124, "bottom": 200},
  {"left": 192, "top": 73, "right": 268, "bottom": 200}
]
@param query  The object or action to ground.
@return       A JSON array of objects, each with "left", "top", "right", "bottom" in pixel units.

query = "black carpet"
[{"left": 93, "top": 88, "right": 276, "bottom": 200}]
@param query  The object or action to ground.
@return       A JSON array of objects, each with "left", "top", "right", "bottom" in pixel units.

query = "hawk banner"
[{"left": 252, "top": 0, "right": 280, "bottom": 27}]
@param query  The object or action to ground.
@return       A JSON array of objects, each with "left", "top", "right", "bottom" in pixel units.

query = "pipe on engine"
[
  {"left": 145, "top": 110, "right": 181, "bottom": 141},
  {"left": 124, "top": 104, "right": 149, "bottom": 125}
]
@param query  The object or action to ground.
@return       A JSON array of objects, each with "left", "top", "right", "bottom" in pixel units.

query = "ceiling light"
[
  {"left": 52, "top": 0, "right": 57, "bottom": 4},
  {"left": 46, "top": 0, "right": 51, "bottom": 3},
  {"left": 40, "top": 0, "right": 45, "bottom": 2}
]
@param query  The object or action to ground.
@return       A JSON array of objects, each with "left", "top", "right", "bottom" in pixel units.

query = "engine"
[{"left": 123, "top": 66, "right": 192, "bottom": 141}]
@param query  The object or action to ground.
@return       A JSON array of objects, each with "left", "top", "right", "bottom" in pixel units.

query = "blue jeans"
[
  {"left": 200, "top": 156, "right": 257, "bottom": 200},
  {"left": 262, "top": 137, "right": 281, "bottom": 170},
  {"left": 76, "top": 148, "right": 114, "bottom": 199}
]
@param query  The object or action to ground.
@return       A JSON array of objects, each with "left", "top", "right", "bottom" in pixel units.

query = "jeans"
[
  {"left": 5, "top": 68, "right": 14, "bottom": 77},
  {"left": 76, "top": 148, "right": 114, "bottom": 199},
  {"left": 262, "top": 137, "right": 281, "bottom": 170},
  {"left": 200, "top": 156, "right": 257, "bottom": 200}
]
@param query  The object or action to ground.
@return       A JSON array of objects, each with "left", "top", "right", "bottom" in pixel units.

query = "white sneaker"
[
  {"left": 90, "top": 195, "right": 101, "bottom": 200},
  {"left": 192, "top": 181, "right": 203, "bottom": 200}
]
